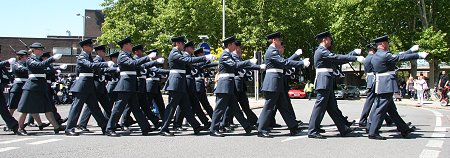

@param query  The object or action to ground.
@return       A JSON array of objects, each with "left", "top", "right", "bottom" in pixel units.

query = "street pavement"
[{"left": 0, "top": 96, "right": 449, "bottom": 158}]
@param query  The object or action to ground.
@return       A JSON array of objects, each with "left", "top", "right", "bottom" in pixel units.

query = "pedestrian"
[
  {"left": 415, "top": 76, "right": 428, "bottom": 106},
  {"left": 305, "top": 80, "right": 314, "bottom": 100},
  {"left": 406, "top": 76, "right": 415, "bottom": 100}
]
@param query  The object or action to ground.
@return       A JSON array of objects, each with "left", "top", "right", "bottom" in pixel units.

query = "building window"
[{"left": 53, "top": 47, "right": 72, "bottom": 55}]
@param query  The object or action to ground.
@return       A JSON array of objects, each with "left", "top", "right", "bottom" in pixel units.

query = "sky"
[{"left": 0, "top": 0, "right": 104, "bottom": 38}]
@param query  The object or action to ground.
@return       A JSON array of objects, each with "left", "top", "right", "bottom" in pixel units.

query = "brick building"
[{"left": 0, "top": 10, "right": 104, "bottom": 74}]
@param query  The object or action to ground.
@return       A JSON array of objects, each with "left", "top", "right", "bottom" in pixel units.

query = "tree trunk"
[{"left": 411, "top": 60, "right": 418, "bottom": 77}]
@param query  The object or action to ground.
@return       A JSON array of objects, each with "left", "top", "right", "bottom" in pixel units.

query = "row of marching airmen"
[{"left": 0, "top": 30, "right": 426, "bottom": 140}]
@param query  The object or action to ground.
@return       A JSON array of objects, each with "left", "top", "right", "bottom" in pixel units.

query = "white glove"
[
  {"left": 356, "top": 56, "right": 365, "bottom": 62},
  {"left": 238, "top": 70, "right": 246, "bottom": 76},
  {"left": 148, "top": 52, "right": 157, "bottom": 59},
  {"left": 418, "top": 52, "right": 429, "bottom": 58},
  {"left": 107, "top": 61, "right": 114, "bottom": 67},
  {"left": 59, "top": 64, "right": 68, "bottom": 70},
  {"left": 56, "top": 70, "right": 61, "bottom": 74},
  {"left": 249, "top": 58, "right": 257, "bottom": 64},
  {"left": 353, "top": 49, "right": 362, "bottom": 55},
  {"left": 156, "top": 58, "right": 165, "bottom": 64},
  {"left": 52, "top": 54, "right": 62, "bottom": 60},
  {"left": 116, "top": 67, "right": 120, "bottom": 72},
  {"left": 7, "top": 58, "right": 16, "bottom": 65},
  {"left": 302, "top": 58, "right": 310, "bottom": 68},
  {"left": 205, "top": 54, "right": 216, "bottom": 61},
  {"left": 410, "top": 45, "right": 419, "bottom": 52},
  {"left": 294, "top": 49, "right": 303, "bottom": 55},
  {"left": 260, "top": 64, "right": 266, "bottom": 70}
]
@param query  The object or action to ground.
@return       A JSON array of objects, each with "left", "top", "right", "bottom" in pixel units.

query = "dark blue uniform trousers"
[
  {"left": 107, "top": 92, "right": 151, "bottom": 132},
  {"left": 360, "top": 90, "right": 393, "bottom": 126},
  {"left": 65, "top": 92, "right": 108, "bottom": 132},
  {"left": 78, "top": 91, "right": 112, "bottom": 127},
  {"left": 0, "top": 92, "right": 18, "bottom": 129},
  {"left": 221, "top": 91, "right": 258, "bottom": 127},
  {"left": 257, "top": 91, "right": 297, "bottom": 133},
  {"left": 210, "top": 93, "right": 250, "bottom": 132},
  {"left": 308, "top": 89, "right": 350, "bottom": 135},
  {"left": 160, "top": 91, "right": 201, "bottom": 132},
  {"left": 197, "top": 91, "right": 214, "bottom": 117},
  {"left": 147, "top": 91, "right": 165, "bottom": 119},
  {"left": 174, "top": 91, "right": 209, "bottom": 127},
  {"left": 368, "top": 93, "right": 409, "bottom": 136},
  {"left": 120, "top": 92, "right": 160, "bottom": 127}
]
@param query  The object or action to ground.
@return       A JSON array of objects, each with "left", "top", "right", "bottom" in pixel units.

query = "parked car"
[
  {"left": 334, "top": 85, "right": 347, "bottom": 99},
  {"left": 288, "top": 86, "right": 307, "bottom": 99},
  {"left": 359, "top": 86, "right": 368, "bottom": 96},
  {"left": 347, "top": 86, "right": 360, "bottom": 98}
]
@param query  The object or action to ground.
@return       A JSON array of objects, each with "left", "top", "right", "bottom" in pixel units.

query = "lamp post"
[
  {"left": 76, "top": 13, "right": 91, "bottom": 40},
  {"left": 222, "top": 0, "right": 226, "bottom": 40}
]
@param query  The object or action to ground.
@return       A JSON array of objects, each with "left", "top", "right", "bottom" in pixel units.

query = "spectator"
[
  {"left": 304, "top": 80, "right": 314, "bottom": 100},
  {"left": 414, "top": 76, "right": 428, "bottom": 107},
  {"left": 406, "top": 76, "right": 415, "bottom": 100}
]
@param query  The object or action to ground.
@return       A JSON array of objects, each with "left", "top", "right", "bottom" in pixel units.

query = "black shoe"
[
  {"left": 38, "top": 123, "right": 51, "bottom": 131},
  {"left": 17, "top": 129, "right": 28, "bottom": 136},
  {"left": 296, "top": 120, "right": 304, "bottom": 125},
  {"left": 341, "top": 128, "right": 355, "bottom": 137},
  {"left": 318, "top": 128, "right": 326, "bottom": 133},
  {"left": 289, "top": 128, "right": 303, "bottom": 136},
  {"left": 154, "top": 122, "right": 162, "bottom": 130},
  {"left": 369, "top": 135, "right": 386, "bottom": 140},
  {"left": 142, "top": 132, "right": 150, "bottom": 136},
  {"left": 65, "top": 129, "right": 80, "bottom": 136},
  {"left": 220, "top": 126, "right": 234, "bottom": 133},
  {"left": 401, "top": 128, "right": 414, "bottom": 138},
  {"left": 78, "top": 126, "right": 90, "bottom": 132},
  {"left": 105, "top": 130, "right": 120, "bottom": 137},
  {"left": 406, "top": 122, "right": 412, "bottom": 126},
  {"left": 257, "top": 132, "right": 273, "bottom": 138},
  {"left": 244, "top": 127, "right": 253, "bottom": 135},
  {"left": 210, "top": 131, "right": 224, "bottom": 137},
  {"left": 193, "top": 126, "right": 204, "bottom": 135},
  {"left": 308, "top": 134, "right": 325, "bottom": 139},
  {"left": 229, "top": 123, "right": 238, "bottom": 128},
  {"left": 359, "top": 123, "right": 367, "bottom": 128},
  {"left": 3, "top": 126, "right": 11, "bottom": 132},
  {"left": 203, "top": 122, "right": 211, "bottom": 129},
  {"left": 11, "top": 127, "right": 19, "bottom": 135},
  {"left": 159, "top": 131, "right": 175, "bottom": 137},
  {"left": 59, "top": 118, "right": 68, "bottom": 124},
  {"left": 410, "top": 126, "right": 416, "bottom": 132},
  {"left": 53, "top": 126, "right": 65, "bottom": 134},
  {"left": 346, "top": 120, "right": 356, "bottom": 127}
]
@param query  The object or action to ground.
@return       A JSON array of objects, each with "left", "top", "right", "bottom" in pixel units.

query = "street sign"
[{"left": 199, "top": 42, "right": 211, "bottom": 55}]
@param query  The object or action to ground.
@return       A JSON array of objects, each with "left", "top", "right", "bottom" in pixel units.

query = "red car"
[{"left": 288, "top": 88, "right": 307, "bottom": 99}]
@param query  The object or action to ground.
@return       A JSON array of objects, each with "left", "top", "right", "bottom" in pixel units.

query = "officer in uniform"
[
  {"left": 257, "top": 32, "right": 308, "bottom": 138},
  {"left": 308, "top": 31, "right": 364, "bottom": 139},
  {"left": 220, "top": 40, "right": 262, "bottom": 131},
  {"left": 8, "top": 50, "right": 29, "bottom": 116},
  {"left": 359, "top": 43, "right": 393, "bottom": 128},
  {"left": 106, "top": 37, "right": 156, "bottom": 137},
  {"left": 106, "top": 52, "right": 120, "bottom": 103},
  {"left": 65, "top": 39, "right": 111, "bottom": 136},
  {"left": 193, "top": 49, "right": 217, "bottom": 118},
  {"left": 77, "top": 45, "right": 118, "bottom": 132},
  {"left": 173, "top": 41, "right": 211, "bottom": 130},
  {"left": 209, "top": 36, "right": 256, "bottom": 137},
  {"left": 145, "top": 49, "right": 169, "bottom": 120},
  {"left": 120, "top": 44, "right": 163, "bottom": 130},
  {"left": 0, "top": 52, "right": 20, "bottom": 134},
  {"left": 159, "top": 36, "right": 215, "bottom": 136},
  {"left": 368, "top": 35, "right": 424, "bottom": 140},
  {"left": 17, "top": 42, "right": 65, "bottom": 135}
]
